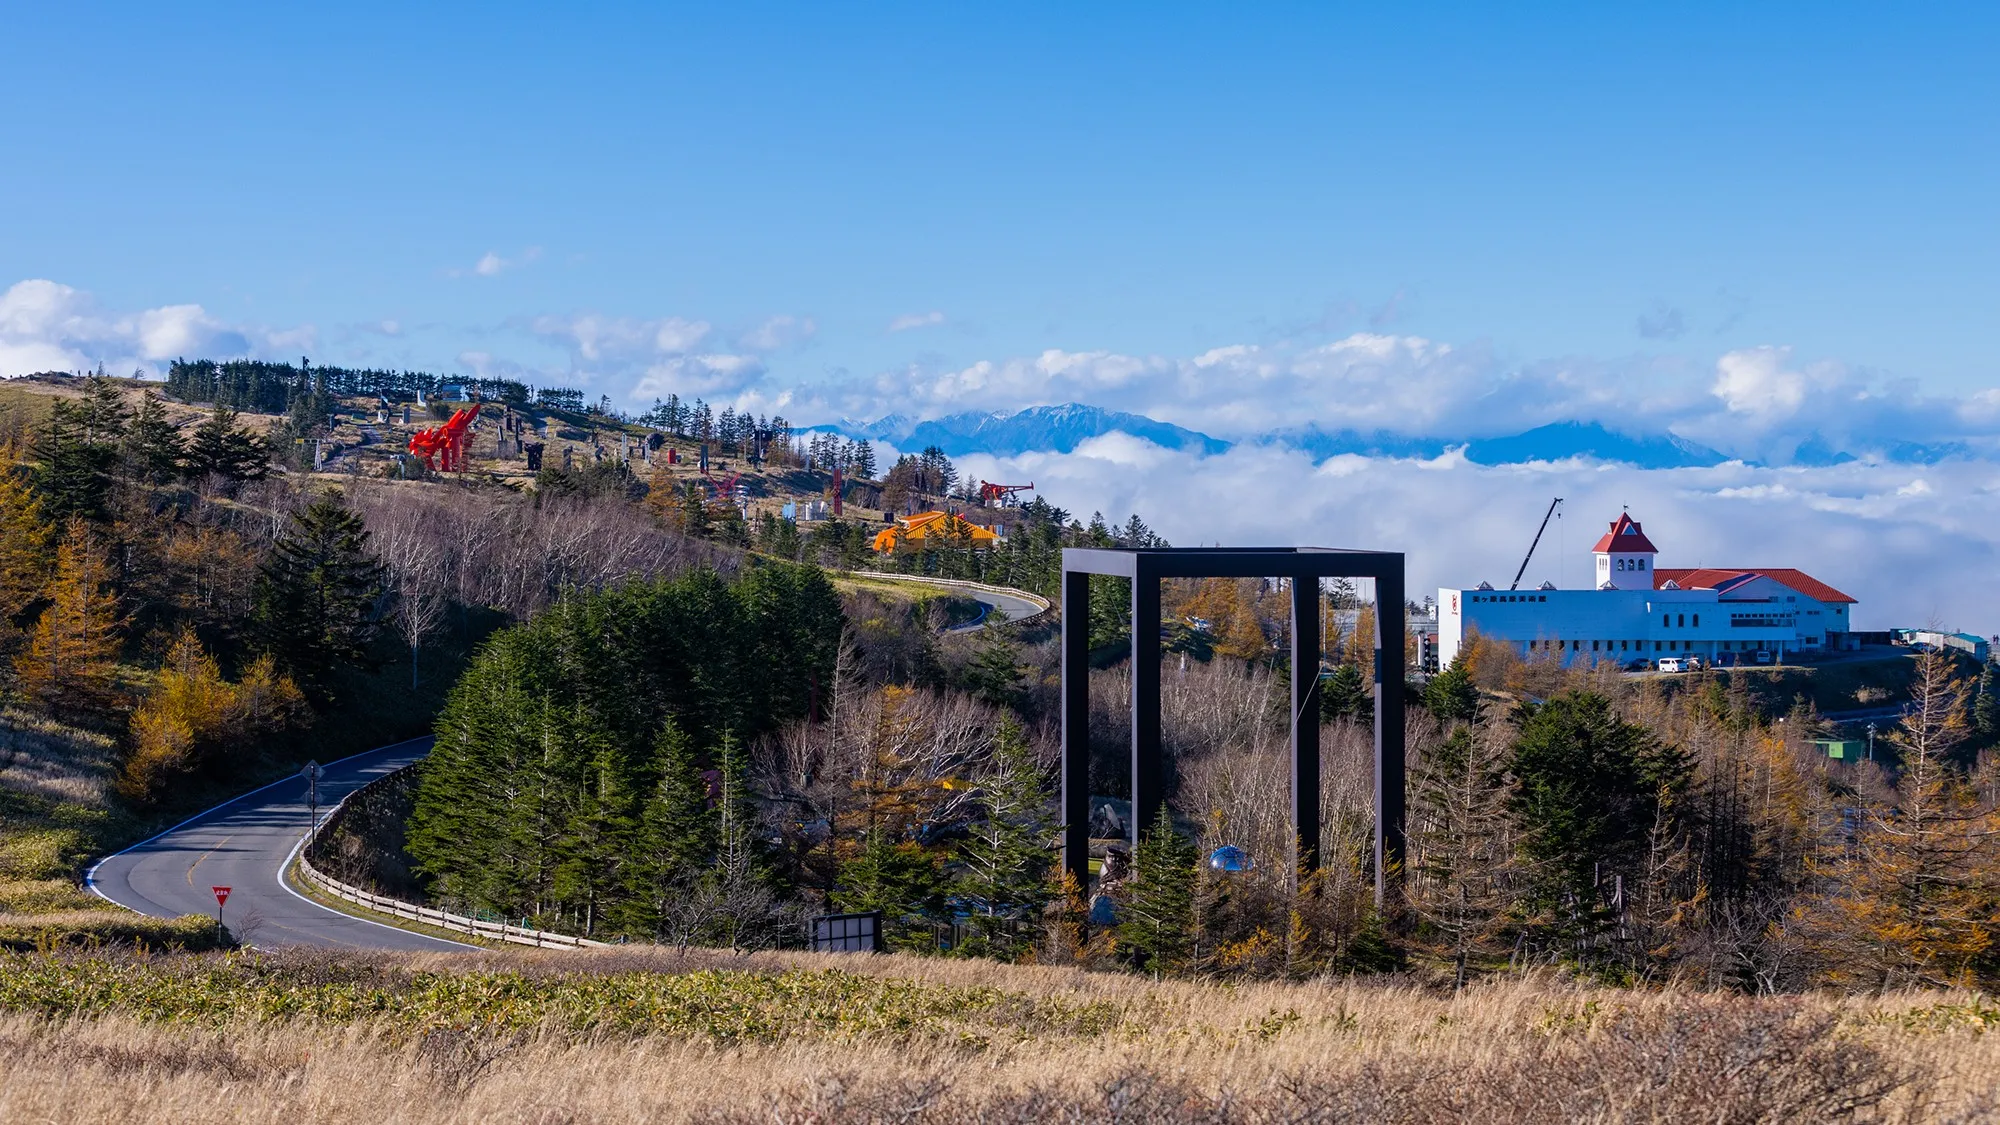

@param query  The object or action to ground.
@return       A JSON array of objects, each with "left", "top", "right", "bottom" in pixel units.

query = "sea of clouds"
[{"left": 5, "top": 277, "right": 1995, "bottom": 632}]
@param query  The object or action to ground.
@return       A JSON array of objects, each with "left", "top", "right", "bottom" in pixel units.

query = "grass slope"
[{"left": 0, "top": 708, "right": 222, "bottom": 951}]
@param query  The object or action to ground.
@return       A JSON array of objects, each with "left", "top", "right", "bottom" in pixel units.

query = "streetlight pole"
[
  {"left": 1866, "top": 722, "right": 1877, "bottom": 763},
  {"left": 301, "top": 761, "right": 322, "bottom": 862}
]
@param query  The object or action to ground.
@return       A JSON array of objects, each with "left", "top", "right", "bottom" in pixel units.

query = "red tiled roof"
[
  {"left": 1653, "top": 567, "right": 1857, "bottom": 604},
  {"left": 1590, "top": 512, "right": 1659, "bottom": 553}
]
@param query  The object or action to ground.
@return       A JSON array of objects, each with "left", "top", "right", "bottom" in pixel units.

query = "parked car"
[
  {"left": 1753, "top": 649, "right": 1775, "bottom": 665},
  {"left": 1656, "top": 657, "right": 1686, "bottom": 673},
  {"left": 1624, "top": 658, "right": 1652, "bottom": 672},
  {"left": 1685, "top": 656, "right": 1705, "bottom": 671}
]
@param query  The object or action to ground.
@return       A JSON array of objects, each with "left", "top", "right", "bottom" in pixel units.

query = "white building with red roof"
[{"left": 1437, "top": 511, "right": 1860, "bottom": 670}]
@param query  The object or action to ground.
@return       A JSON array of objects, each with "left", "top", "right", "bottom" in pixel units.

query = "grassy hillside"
[
  {"left": 0, "top": 709, "right": 218, "bottom": 951},
  {"left": 0, "top": 946, "right": 1995, "bottom": 1122}
]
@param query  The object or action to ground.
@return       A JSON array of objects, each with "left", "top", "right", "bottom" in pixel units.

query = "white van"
[{"left": 1656, "top": 657, "right": 1686, "bottom": 673}]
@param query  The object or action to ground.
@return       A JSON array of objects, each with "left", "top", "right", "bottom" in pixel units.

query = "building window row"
[
  {"left": 1615, "top": 558, "right": 1648, "bottom": 572},
  {"left": 1529, "top": 639, "right": 1699, "bottom": 653},
  {"left": 1471, "top": 594, "right": 1547, "bottom": 603},
  {"left": 1659, "top": 612, "right": 1700, "bottom": 628}
]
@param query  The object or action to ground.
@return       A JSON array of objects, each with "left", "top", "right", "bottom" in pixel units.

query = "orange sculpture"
[{"left": 408, "top": 404, "right": 481, "bottom": 472}]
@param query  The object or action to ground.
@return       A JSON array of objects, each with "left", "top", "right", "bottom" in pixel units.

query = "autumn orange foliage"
[
  {"left": 14, "top": 519, "right": 123, "bottom": 712},
  {"left": 118, "top": 625, "right": 305, "bottom": 804}
]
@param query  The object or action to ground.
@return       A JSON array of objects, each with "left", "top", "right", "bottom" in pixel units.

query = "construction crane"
[
  {"left": 1509, "top": 497, "right": 1563, "bottom": 590},
  {"left": 978, "top": 480, "right": 1034, "bottom": 507},
  {"left": 408, "top": 404, "right": 481, "bottom": 472}
]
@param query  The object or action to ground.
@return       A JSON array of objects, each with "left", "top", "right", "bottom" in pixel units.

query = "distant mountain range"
[
  {"left": 821, "top": 403, "right": 1229, "bottom": 457},
  {"left": 808, "top": 404, "right": 1979, "bottom": 469}
]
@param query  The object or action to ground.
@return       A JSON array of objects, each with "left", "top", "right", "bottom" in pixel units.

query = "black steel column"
[
  {"left": 1290, "top": 574, "right": 1322, "bottom": 879},
  {"left": 1372, "top": 562, "right": 1407, "bottom": 906},
  {"left": 1129, "top": 568, "right": 1163, "bottom": 847},
  {"left": 1060, "top": 570, "right": 1092, "bottom": 885}
]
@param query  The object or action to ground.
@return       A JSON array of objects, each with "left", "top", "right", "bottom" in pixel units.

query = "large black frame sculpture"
[{"left": 1060, "top": 547, "right": 1406, "bottom": 904}]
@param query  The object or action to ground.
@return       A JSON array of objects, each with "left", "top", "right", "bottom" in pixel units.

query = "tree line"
[
  {"left": 404, "top": 565, "right": 846, "bottom": 942},
  {"left": 163, "top": 358, "right": 562, "bottom": 415}
]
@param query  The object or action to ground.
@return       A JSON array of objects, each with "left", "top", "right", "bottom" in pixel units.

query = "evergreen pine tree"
[
  {"left": 954, "top": 718, "right": 1055, "bottom": 958},
  {"left": 834, "top": 829, "right": 947, "bottom": 951},
  {"left": 552, "top": 745, "right": 637, "bottom": 936},
  {"left": 123, "top": 392, "right": 186, "bottom": 483},
  {"left": 35, "top": 400, "right": 119, "bottom": 523},
  {"left": 1507, "top": 690, "right": 1690, "bottom": 941},
  {"left": 963, "top": 627, "right": 1025, "bottom": 707},
  {"left": 1423, "top": 653, "right": 1480, "bottom": 724},
  {"left": 679, "top": 482, "right": 712, "bottom": 538},
  {"left": 852, "top": 439, "right": 877, "bottom": 480},
  {"left": 1116, "top": 803, "right": 1199, "bottom": 975},
  {"left": 1320, "top": 662, "right": 1371, "bottom": 725},
  {"left": 183, "top": 405, "right": 271, "bottom": 481},
  {"left": 407, "top": 635, "right": 563, "bottom": 913},
  {"left": 73, "top": 374, "right": 131, "bottom": 444},
  {"left": 252, "top": 491, "right": 385, "bottom": 699},
  {"left": 622, "top": 717, "right": 717, "bottom": 935}
]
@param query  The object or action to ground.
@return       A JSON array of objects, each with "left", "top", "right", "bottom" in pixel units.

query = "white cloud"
[
  {"left": 523, "top": 311, "right": 779, "bottom": 401},
  {"left": 456, "top": 246, "right": 543, "bottom": 278},
  {"left": 738, "top": 315, "right": 817, "bottom": 352},
  {"left": 0, "top": 279, "right": 304, "bottom": 378},
  {"left": 888, "top": 311, "right": 946, "bottom": 333},
  {"left": 1712, "top": 346, "right": 1811, "bottom": 416},
  {"left": 954, "top": 439, "right": 2000, "bottom": 631}
]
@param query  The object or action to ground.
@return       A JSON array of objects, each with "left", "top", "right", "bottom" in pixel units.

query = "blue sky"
[
  {"left": 3, "top": 3, "right": 1994, "bottom": 401},
  {"left": 5, "top": 4, "right": 1999, "bottom": 625}
]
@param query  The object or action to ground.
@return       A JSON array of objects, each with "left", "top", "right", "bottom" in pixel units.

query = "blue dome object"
[{"left": 1208, "top": 845, "right": 1254, "bottom": 873}]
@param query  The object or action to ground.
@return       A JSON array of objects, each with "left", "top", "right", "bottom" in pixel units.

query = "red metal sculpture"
[{"left": 408, "top": 404, "right": 481, "bottom": 472}]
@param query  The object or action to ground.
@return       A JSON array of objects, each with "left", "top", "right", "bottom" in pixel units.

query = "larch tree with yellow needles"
[
  {"left": 1803, "top": 646, "right": 2000, "bottom": 988},
  {"left": 15, "top": 518, "right": 124, "bottom": 712},
  {"left": 0, "top": 454, "right": 54, "bottom": 625}
]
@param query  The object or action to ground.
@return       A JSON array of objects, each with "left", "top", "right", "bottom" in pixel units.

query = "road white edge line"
[{"left": 83, "top": 737, "right": 433, "bottom": 914}]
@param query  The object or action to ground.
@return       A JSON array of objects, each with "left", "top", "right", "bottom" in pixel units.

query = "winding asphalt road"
[
  {"left": 853, "top": 572, "right": 1048, "bottom": 632},
  {"left": 87, "top": 738, "right": 474, "bottom": 952},
  {"left": 950, "top": 585, "right": 1047, "bottom": 632}
]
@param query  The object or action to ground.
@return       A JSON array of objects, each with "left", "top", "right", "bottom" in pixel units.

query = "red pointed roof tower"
[
  {"left": 1591, "top": 511, "right": 1658, "bottom": 590},
  {"left": 1591, "top": 511, "right": 1659, "bottom": 554}
]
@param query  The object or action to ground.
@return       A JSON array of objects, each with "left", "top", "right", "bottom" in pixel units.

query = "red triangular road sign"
[{"left": 212, "top": 886, "right": 231, "bottom": 907}]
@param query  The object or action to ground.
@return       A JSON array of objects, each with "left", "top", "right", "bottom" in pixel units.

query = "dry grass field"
[{"left": 2, "top": 945, "right": 1998, "bottom": 1123}]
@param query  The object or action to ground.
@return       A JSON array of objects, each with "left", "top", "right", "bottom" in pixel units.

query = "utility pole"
[{"left": 301, "top": 760, "right": 323, "bottom": 861}]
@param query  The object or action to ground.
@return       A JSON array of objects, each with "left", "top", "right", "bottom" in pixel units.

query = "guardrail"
[
  {"left": 848, "top": 572, "right": 1052, "bottom": 625},
  {"left": 294, "top": 769, "right": 608, "bottom": 950}
]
